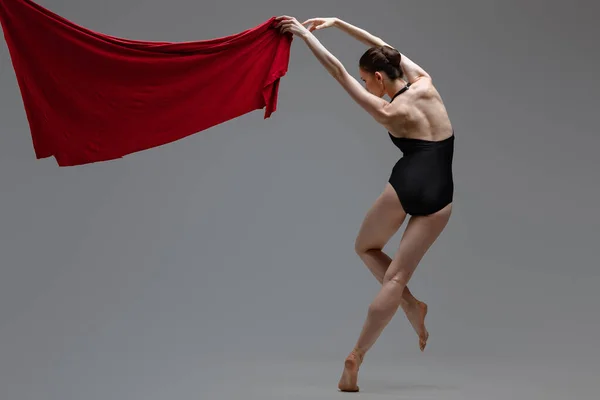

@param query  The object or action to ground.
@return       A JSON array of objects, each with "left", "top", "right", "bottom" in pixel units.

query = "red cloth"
[{"left": 0, "top": 0, "right": 292, "bottom": 166}]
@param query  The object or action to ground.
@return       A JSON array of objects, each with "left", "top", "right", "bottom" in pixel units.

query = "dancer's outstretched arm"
[
  {"left": 309, "top": 17, "right": 389, "bottom": 48},
  {"left": 303, "top": 17, "right": 431, "bottom": 82},
  {"left": 275, "top": 16, "right": 393, "bottom": 124}
]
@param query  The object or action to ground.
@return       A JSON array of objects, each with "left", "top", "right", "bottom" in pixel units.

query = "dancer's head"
[{"left": 359, "top": 46, "right": 404, "bottom": 97}]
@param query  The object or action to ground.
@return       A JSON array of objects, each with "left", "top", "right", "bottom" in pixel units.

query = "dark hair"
[{"left": 359, "top": 45, "right": 403, "bottom": 80}]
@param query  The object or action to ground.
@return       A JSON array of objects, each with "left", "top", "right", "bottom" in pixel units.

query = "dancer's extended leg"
[
  {"left": 354, "top": 183, "right": 429, "bottom": 350},
  {"left": 339, "top": 203, "right": 452, "bottom": 392}
]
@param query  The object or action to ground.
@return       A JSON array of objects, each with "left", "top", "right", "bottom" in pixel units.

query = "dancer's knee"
[
  {"left": 354, "top": 240, "right": 380, "bottom": 259},
  {"left": 388, "top": 273, "right": 410, "bottom": 288},
  {"left": 354, "top": 238, "right": 368, "bottom": 256},
  {"left": 383, "top": 263, "right": 414, "bottom": 287},
  {"left": 368, "top": 280, "right": 405, "bottom": 317}
]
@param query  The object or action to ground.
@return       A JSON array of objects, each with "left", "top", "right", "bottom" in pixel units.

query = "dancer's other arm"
[
  {"left": 276, "top": 16, "right": 394, "bottom": 124},
  {"left": 304, "top": 17, "right": 430, "bottom": 82}
]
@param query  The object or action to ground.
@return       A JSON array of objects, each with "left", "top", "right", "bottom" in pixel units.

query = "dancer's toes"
[{"left": 419, "top": 329, "right": 429, "bottom": 351}]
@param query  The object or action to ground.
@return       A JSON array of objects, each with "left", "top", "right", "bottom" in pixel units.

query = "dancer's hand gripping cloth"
[{"left": 0, "top": 0, "right": 292, "bottom": 166}]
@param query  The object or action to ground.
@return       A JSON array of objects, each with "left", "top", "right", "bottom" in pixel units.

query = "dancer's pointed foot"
[{"left": 404, "top": 300, "right": 429, "bottom": 351}]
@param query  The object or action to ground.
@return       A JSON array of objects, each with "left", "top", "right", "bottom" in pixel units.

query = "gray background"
[{"left": 1, "top": 0, "right": 598, "bottom": 399}]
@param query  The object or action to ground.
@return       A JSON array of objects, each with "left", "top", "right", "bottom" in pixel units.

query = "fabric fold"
[{"left": 0, "top": 0, "right": 292, "bottom": 166}]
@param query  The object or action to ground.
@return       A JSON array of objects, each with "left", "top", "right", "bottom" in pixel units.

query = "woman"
[{"left": 276, "top": 16, "right": 454, "bottom": 392}]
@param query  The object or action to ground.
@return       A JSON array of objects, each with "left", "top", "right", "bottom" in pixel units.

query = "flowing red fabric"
[{"left": 0, "top": 0, "right": 292, "bottom": 166}]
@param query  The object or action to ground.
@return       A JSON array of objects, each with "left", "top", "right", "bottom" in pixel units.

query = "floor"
[{"left": 193, "top": 351, "right": 596, "bottom": 400}]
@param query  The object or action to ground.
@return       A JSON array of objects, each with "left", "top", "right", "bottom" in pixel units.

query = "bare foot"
[
  {"left": 338, "top": 349, "right": 363, "bottom": 392},
  {"left": 404, "top": 300, "right": 429, "bottom": 351}
]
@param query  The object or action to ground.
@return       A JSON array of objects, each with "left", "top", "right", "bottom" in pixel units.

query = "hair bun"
[
  {"left": 359, "top": 45, "right": 404, "bottom": 80},
  {"left": 381, "top": 46, "right": 401, "bottom": 68}
]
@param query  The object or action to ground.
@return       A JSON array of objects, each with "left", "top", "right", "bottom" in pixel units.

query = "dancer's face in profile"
[{"left": 359, "top": 68, "right": 385, "bottom": 98}]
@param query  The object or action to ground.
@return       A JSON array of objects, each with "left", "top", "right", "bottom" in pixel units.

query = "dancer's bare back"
[{"left": 381, "top": 54, "right": 453, "bottom": 141}]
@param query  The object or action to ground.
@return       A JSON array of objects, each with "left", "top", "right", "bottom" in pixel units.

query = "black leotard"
[{"left": 387, "top": 83, "right": 455, "bottom": 216}]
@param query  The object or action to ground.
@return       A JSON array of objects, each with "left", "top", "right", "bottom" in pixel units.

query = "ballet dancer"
[{"left": 276, "top": 16, "right": 455, "bottom": 392}]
